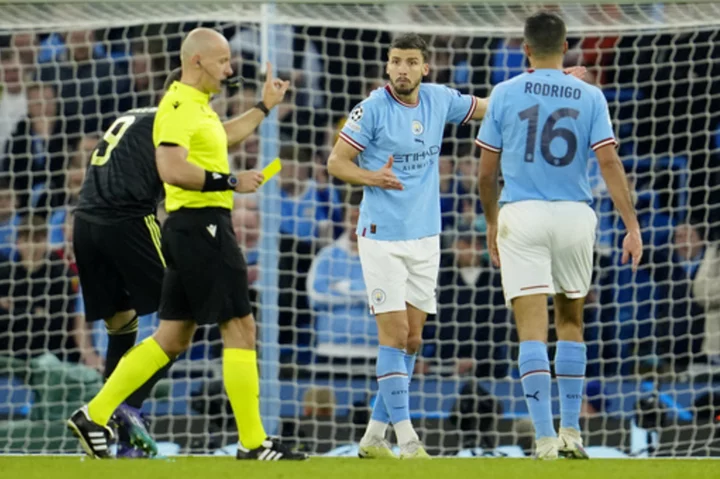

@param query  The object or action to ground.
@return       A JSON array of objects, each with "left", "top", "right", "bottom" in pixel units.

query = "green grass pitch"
[{"left": 2, "top": 456, "right": 718, "bottom": 479}]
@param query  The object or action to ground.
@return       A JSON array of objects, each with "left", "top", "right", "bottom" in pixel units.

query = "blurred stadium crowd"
[{"left": 0, "top": 19, "right": 719, "bottom": 428}]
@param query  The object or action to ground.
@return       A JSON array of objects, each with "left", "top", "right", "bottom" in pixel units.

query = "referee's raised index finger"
[{"left": 265, "top": 62, "right": 273, "bottom": 81}]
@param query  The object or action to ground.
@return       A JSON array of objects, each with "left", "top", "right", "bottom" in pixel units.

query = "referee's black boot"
[
  {"left": 236, "top": 437, "right": 309, "bottom": 461},
  {"left": 67, "top": 405, "right": 116, "bottom": 459}
]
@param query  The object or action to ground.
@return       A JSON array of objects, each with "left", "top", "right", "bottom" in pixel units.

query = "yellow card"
[{"left": 261, "top": 158, "right": 282, "bottom": 185}]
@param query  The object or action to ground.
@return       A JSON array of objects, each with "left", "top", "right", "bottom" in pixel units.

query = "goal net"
[{"left": 0, "top": 0, "right": 719, "bottom": 458}]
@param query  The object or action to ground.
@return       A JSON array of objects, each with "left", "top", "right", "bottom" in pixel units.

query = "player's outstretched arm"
[
  {"left": 477, "top": 148, "right": 502, "bottom": 267},
  {"left": 595, "top": 144, "right": 643, "bottom": 270},
  {"left": 469, "top": 67, "right": 586, "bottom": 121},
  {"left": 471, "top": 96, "right": 489, "bottom": 120},
  {"left": 327, "top": 140, "right": 402, "bottom": 190},
  {"left": 564, "top": 66, "right": 587, "bottom": 81},
  {"left": 224, "top": 62, "right": 290, "bottom": 146}
]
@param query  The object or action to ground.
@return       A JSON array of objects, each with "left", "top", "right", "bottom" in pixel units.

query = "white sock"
[
  {"left": 393, "top": 419, "right": 419, "bottom": 445},
  {"left": 364, "top": 419, "right": 388, "bottom": 439}
]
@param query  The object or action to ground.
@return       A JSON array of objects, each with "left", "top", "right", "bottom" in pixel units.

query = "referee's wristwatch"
[
  {"left": 227, "top": 175, "right": 239, "bottom": 189},
  {"left": 254, "top": 101, "right": 270, "bottom": 117}
]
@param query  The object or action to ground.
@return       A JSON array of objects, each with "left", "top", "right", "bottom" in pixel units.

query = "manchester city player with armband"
[{"left": 476, "top": 12, "right": 643, "bottom": 460}]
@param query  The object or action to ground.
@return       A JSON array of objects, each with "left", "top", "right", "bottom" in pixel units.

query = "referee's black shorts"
[
  {"left": 158, "top": 207, "right": 252, "bottom": 324},
  {"left": 73, "top": 214, "right": 165, "bottom": 322}
]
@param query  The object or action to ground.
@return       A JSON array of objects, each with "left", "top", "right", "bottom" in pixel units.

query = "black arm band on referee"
[
  {"left": 254, "top": 101, "right": 270, "bottom": 117},
  {"left": 202, "top": 171, "right": 238, "bottom": 192}
]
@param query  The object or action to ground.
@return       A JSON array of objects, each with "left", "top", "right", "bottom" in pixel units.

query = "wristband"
[
  {"left": 202, "top": 171, "right": 238, "bottom": 192},
  {"left": 254, "top": 101, "right": 270, "bottom": 117}
]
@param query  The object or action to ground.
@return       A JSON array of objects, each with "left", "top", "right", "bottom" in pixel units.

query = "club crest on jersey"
[
  {"left": 412, "top": 120, "right": 424, "bottom": 135},
  {"left": 372, "top": 288, "right": 386, "bottom": 305}
]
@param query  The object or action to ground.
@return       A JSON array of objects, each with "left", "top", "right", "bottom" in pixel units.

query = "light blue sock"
[
  {"left": 519, "top": 340, "right": 555, "bottom": 440},
  {"left": 369, "top": 390, "right": 390, "bottom": 424},
  {"left": 555, "top": 340, "right": 587, "bottom": 430},
  {"left": 370, "top": 351, "right": 417, "bottom": 425},
  {"left": 375, "top": 346, "right": 409, "bottom": 425}
]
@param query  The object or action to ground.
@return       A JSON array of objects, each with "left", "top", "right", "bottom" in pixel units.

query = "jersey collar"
[
  {"left": 384, "top": 84, "right": 419, "bottom": 108},
  {"left": 170, "top": 81, "right": 212, "bottom": 104},
  {"left": 527, "top": 68, "right": 568, "bottom": 75}
]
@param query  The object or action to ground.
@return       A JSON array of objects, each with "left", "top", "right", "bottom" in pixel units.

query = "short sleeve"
[
  {"left": 154, "top": 100, "right": 200, "bottom": 150},
  {"left": 475, "top": 87, "right": 503, "bottom": 152},
  {"left": 338, "top": 101, "right": 376, "bottom": 152},
  {"left": 590, "top": 90, "right": 617, "bottom": 151},
  {"left": 443, "top": 86, "right": 477, "bottom": 125}
]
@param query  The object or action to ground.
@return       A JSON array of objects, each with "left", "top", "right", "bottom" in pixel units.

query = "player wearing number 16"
[{"left": 475, "top": 11, "right": 643, "bottom": 460}]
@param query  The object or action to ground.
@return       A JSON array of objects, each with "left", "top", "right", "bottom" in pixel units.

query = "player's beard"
[{"left": 390, "top": 76, "right": 421, "bottom": 96}]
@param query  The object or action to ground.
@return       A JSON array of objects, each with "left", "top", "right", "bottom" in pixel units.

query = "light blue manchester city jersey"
[
  {"left": 340, "top": 83, "right": 476, "bottom": 241},
  {"left": 476, "top": 69, "right": 616, "bottom": 204}
]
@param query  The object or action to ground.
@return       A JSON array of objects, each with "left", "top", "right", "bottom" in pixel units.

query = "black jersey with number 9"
[{"left": 75, "top": 108, "right": 162, "bottom": 223}]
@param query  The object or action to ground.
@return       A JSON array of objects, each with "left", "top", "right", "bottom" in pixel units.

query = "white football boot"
[
  {"left": 358, "top": 435, "right": 397, "bottom": 459},
  {"left": 558, "top": 427, "right": 589, "bottom": 459},
  {"left": 534, "top": 436, "right": 559, "bottom": 460}
]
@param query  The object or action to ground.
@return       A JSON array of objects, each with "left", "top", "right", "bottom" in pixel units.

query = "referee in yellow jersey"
[{"left": 68, "top": 28, "right": 307, "bottom": 461}]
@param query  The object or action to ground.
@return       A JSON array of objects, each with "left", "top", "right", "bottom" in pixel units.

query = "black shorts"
[
  {"left": 73, "top": 214, "right": 165, "bottom": 322},
  {"left": 158, "top": 208, "right": 251, "bottom": 324}
]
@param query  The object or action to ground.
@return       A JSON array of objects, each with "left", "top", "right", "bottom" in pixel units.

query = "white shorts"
[
  {"left": 357, "top": 235, "right": 440, "bottom": 315},
  {"left": 497, "top": 201, "right": 597, "bottom": 306}
]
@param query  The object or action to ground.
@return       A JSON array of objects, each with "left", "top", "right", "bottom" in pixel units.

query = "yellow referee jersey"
[{"left": 153, "top": 81, "right": 232, "bottom": 212}]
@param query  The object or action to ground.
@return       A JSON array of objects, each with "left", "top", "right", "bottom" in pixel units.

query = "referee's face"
[{"left": 200, "top": 40, "right": 233, "bottom": 94}]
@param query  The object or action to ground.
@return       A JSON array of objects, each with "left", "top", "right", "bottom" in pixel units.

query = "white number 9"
[{"left": 90, "top": 115, "right": 137, "bottom": 166}]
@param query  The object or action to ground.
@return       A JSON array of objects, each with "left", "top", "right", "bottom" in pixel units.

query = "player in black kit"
[{"left": 70, "top": 69, "right": 181, "bottom": 458}]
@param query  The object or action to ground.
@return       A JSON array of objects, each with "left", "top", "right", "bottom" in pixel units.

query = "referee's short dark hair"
[
  {"left": 524, "top": 11, "right": 567, "bottom": 58},
  {"left": 163, "top": 67, "right": 182, "bottom": 91}
]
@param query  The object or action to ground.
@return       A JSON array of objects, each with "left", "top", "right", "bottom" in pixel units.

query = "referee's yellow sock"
[
  {"left": 223, "top": 348, "right": 267, "bottom": 450},
  {"left": 87, "top": 337, "right": 170, "bottom": 426}
]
